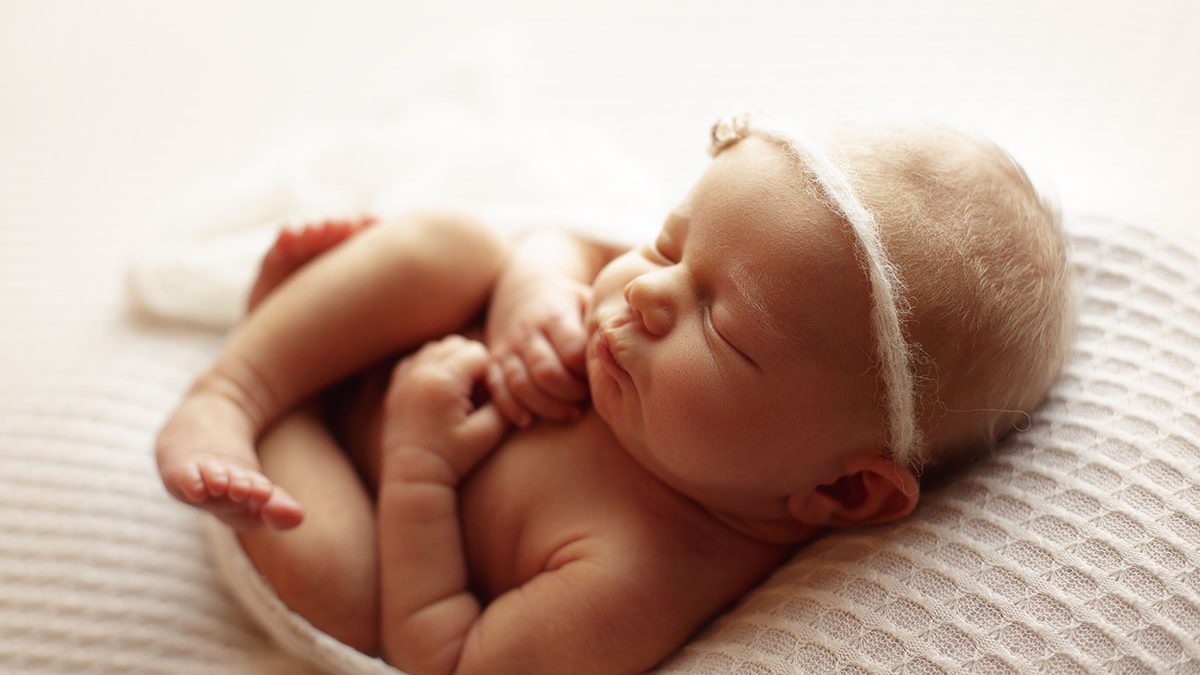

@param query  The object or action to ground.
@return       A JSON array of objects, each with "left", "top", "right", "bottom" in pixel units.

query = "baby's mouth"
[
  {"left": 591, "top": 311, "right": 635, "bottom": 378},
  {"left": 596, "top": 328, "right": 626, "bottom": 375}
]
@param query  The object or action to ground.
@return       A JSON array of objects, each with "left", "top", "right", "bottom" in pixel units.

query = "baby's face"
[{"left": 585, "top": 137, "right": 887, "bottom": 519}]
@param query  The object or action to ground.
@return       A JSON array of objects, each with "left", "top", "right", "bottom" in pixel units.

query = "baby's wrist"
[
  {"left": 496, "top": 259, "right": 555, "bottom": 292},
  {"left": 379, "top": 442, "right": 459, "bottom": 487}
]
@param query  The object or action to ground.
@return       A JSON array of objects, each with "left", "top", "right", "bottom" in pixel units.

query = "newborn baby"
[{"left": 155, "top": 113, "right": 1072, "bottom": 674}]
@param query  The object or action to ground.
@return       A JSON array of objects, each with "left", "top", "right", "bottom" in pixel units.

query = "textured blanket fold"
[{"left": 207, "top": 520, "right": 401, "bottom": 675}]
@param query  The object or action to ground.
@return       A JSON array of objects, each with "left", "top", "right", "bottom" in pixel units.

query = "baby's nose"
[{"left": 624, "top": 274, "right": 674, "bottom": 336}]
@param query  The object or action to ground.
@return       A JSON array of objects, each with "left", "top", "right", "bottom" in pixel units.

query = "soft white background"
[
  {"left": 0, "top": 2, "right": 1197, "bottom": 671},
  {"left": 2, "top": 0, "right": 1198, "bottom": 380}
]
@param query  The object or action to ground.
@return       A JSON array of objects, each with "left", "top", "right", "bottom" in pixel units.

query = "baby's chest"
[{"left": 457, "top": 412, "right": 656, "bottom": 598}]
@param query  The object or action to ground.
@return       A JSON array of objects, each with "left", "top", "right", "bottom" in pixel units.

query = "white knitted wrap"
[{"left": 710, "top": 112, "right": 923, "bottom": 467}]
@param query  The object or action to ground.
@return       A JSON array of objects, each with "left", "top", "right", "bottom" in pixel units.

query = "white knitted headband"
[{"left": 710, "top": 111, "right": 924, "bottom": 468}]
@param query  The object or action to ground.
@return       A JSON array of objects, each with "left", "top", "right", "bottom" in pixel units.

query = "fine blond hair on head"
[{"left": 826, "top": 122, "right": 1074, "bottom": 479}]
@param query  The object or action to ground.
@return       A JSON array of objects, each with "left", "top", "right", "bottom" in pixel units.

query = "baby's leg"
[
  {"left": 246, "top": 216, "right": 376, "bottom": 312},
  {"left": 157, "top": 219, "right": 369, "bottom": 529},
  {"left": 156, "top": 213, "right": 507, "bottom": 529},
  {"left": 237, "top": 402, "right": 379, "bottom": 654}
]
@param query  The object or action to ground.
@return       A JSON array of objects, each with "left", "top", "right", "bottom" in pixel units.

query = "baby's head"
[{"left": 584, "top": 113, "right": 1071, "bottom": 536}]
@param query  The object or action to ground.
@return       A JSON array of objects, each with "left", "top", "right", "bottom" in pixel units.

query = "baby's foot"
[
  {"left": 247, "top": 216, "right": 377, "bottom": 311},
  {"left": 156, "top": 389, "right": 304, "bottom": 530}
]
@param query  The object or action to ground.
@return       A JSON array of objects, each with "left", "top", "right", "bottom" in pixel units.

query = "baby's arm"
[
  {"left": 378, "top": 337, "right": 709, "bottom": 675},
  {"left": 486, "top": 229, "right": 626, "bottom": 425},
  {"left": 210, "top": 214, "right": 506, "bottom": 422},
  {"left": 155, "top": 213, "right": 507, "bottom": 528}
]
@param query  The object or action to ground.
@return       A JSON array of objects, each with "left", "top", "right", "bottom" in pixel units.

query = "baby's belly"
[{"left": 458, "top": 410, "right": 637, "bottom": 599}]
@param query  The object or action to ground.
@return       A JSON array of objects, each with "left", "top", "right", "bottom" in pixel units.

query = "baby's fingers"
[
  {"left": 523, "top": 331, "right": 589, "bottom": 402},
  {"left": 488, "top": 360, "right": 533, "bottom": 428},
  {"left": 543, "top": 308, "right": 588, "bottom": 376},
  {"left": 393, "top": 335, "right": 491, "bottom": 416},
  {"left": 435, "top": 401, "right": 508, "bottom": 478},
  {"left": 433, "top": 334, "right": 490, "bottom": 372},
  {"left": 502, "top": 354, "right": 581, "bottom": 423},
  {"left": 457, "top": 402, "right": 508, "bottom": 463}
]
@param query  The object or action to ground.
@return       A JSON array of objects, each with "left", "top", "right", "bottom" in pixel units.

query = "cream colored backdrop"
[{"left": 1, "top": 2, "right": 1197, "bottom": 673}]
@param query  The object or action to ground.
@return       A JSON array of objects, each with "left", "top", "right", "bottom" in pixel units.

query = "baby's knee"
[
  {"left": 379, "top": 211, "right": 508, "bottom": 264},
  {"left": 374, "top": 211, "right": 509, "bottom": 301},
  {"left": 428, "top": 210, "right": 508, "bottom": 254}
]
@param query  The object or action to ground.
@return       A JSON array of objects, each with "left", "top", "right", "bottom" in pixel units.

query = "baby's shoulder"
[{"left": 566, "top": 498, "right": 787, "bottom": 638}]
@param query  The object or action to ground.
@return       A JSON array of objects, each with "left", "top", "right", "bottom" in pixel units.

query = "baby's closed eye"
[{"left": 705, "top": 304, "right": 758, "bottom": 369}]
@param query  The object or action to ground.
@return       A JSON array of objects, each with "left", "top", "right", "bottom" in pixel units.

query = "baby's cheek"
[{"left": 648, "top": 362, "right": 735, "bottom": 456}]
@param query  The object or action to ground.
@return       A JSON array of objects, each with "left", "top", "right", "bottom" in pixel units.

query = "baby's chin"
[{"left": 583, "top": 355, "right": 636, "bottom": 448}]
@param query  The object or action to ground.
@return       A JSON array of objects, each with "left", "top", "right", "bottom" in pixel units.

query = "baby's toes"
[
  {"left": 171, "top": 463, "right": 209, "bottom": 502},
  {"left": 261, "top": 487, "right": 305, "bottom": 530},
  {"left": 225, "top": 466, "right": 254, "bottom": 503},
  {"left": 210, "top": 500, "right": 264, "bottom": 531},
  {"left": 275, "top": 227, "right": 302, "bottom": 257},
  {"left": 243, "top": 472, "right": 275, "bottom": 509},
  {"left": 198, "top": 460, "right": 232, "bottom": 498}
]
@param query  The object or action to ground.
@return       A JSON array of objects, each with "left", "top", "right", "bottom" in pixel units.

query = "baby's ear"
[{"left": 786, "top": 453, "right": 919, "bottom": 527}]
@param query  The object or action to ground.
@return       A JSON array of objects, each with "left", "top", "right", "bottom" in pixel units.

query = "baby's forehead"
[
  {"left": 688, "top": 140, "right": 843, "bottom": 245},
  {"left": 695, "top": 128, "right": 985, "bottom": 232},
  {"left": 689, "top": 126, "right": 1007, "bottom": 307},
  {"left": 685, "top": 221, "right": 874, "bottom": 363}
]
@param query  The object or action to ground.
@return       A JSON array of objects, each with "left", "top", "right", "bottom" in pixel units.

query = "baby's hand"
[
  {"left": 382, "top": 336, "right": 509, "bottom": 483},
  {"left": 485, "top": 270, "right": 591, "bottom": 427}
]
